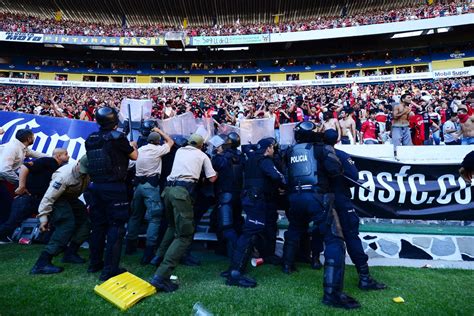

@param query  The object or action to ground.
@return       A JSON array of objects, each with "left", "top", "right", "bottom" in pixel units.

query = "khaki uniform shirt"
[
  {"left": 37, "top": 162, "right": 90, "bottom": 223},
  {"left": 167, "top": 146, "right": 216, "bottom": 182},
  {"left": 135, "top": 143, "right": 170, "bottom": 177}
]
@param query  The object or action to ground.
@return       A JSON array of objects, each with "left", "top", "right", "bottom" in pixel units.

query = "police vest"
[
  {"left": 230, "top": 149, "right": 243, "bottom": 192},
  {"left": 85, "top": 130, "right": 126, "bottom": 183},
  {"left": 287, "top": 143, "right": 318, "bottom": 187}
]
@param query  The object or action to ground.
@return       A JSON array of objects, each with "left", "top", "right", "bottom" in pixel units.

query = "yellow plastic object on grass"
[
  {"left": 393, "top": 296, "right": 405, "bottom": 303},
  {"left": 94, "top": 272, "right": 156, "bottom": 311}
]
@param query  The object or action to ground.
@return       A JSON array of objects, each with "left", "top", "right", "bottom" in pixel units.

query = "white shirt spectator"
[
  {"left": 443, "top": 120, "right": 460, "bottom": 143},
  {"left": 0, "top": 138, "right": 47, "bottom": 184}
]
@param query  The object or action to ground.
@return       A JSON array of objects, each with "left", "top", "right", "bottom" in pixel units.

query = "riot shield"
[
  {"left": 239, "top": 118, "right": 275, "bottom": 145},
  {"left": 217, "top": 123, "right": 241, "bottom": 136},
  {"left": 279, "top": 122, "right": 298, "bottom": 146}
]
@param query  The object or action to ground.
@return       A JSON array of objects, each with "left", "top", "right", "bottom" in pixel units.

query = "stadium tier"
[{"left": 0, "top": 2, "right": 473, "bottom": 313}]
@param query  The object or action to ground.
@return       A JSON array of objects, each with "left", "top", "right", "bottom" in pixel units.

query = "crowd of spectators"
[
  {"left": 20, "top": 49, "right": 431, "bottom": 73},
  {"left": 0, "top": 1, "right": 471, "bottom": 37},
  {"left": 0, "top": 77, "right": 473, "bottom": 145}
]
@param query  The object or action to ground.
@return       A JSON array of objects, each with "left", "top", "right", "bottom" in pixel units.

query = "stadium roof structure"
[{"left": 1, "top": 0, "right": 420, "bottom": 26}]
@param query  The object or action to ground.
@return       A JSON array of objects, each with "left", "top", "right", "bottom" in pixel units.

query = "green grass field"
[{"left": 0, "top": 244, "right": 473, "bottom": 316}]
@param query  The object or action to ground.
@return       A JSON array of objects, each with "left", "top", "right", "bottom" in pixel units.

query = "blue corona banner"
[{"left": 0, "top": 111, "right": 98, "bottom": 160}]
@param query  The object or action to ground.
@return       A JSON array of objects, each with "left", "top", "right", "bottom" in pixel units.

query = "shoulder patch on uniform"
[
  {"left": 110, "top": 130, "right": 125, "bottom": 140},
  {"left": 347, "top": 158, "right": 355, "bottom": 165},
  {"left": 52, "top": 181, "right": 62, "bottom": 190}
]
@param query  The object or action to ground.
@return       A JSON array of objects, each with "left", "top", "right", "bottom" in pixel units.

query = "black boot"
[
  {"left": 311, "top": 255, "right": 323, "bottom": 270},
  {"left": 180, "top": 249, "right": 201, "bottom": 266},
  {"left": 296, "top": 232, "right": 312, "bottom": 264},
  {"left": 87, "top": 261, "right": 104, "bottom": 273},
  {"left": 225, "top": 270, "right": 257, "bottom": 288},
  {"left": 30, "top": 251, "right": 64, "bottom": 275},
  {"left": 140, "top": 246, "right": 155, "bottom": 266},
  {"left": 220, "top": 269, "right": 231, "bottom": 278},
  {"left": 357, "top": 264, "right": 387, "bottom": 291},
  {"left": 282, "top": 239, "right": 298, "bottom": 274},
  {"left": 62, "top": 242, "right": 86, "bottom": 264},
  {"left": 150, "top": 275, "right": 179, "bottom": 293},
  {"left": 124, "top": 239, "right": 137, "bottom": 255},
  {"left": 322, "top": 259, "right": 361, "bottom": 309}
]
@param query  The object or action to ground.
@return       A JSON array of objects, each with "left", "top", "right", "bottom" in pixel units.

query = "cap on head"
[
  {"left": 78, "top": 155, "right": 89, "bottom": 174},
  {"left": 188, "top": 134, "right": 204, "bottom": 148},
  {"left": 147, "top": 132, "right": 161, "bottom": 144}
]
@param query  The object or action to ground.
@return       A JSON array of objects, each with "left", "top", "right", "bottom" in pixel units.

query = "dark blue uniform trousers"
[
  {"left": 312, "top": 196, "right": 368, "bottom": 268},
  {"left": 286, "top": 191, "right": 345, "bottom": 270},
  {"left": 231, "top": 194, "right": 276, "bottom": 272},
  {"left": 88, "top": 182, "right": 129, "bottom": 274}
]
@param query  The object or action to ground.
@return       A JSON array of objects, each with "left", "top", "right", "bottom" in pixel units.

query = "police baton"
[
  {"left": 343, "top": 175, "right": 374, "bottom": 193},
  {"left": 127, "top": 103, "right": 133, "bottom": 141}
]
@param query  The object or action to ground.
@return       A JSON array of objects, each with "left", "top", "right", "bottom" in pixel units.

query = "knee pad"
[{"left": 218, "top": 204, "right": 233, "bottom": 229}]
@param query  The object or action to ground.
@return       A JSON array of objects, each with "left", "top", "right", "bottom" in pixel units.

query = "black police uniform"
[
  {"left": 313, "top": 128, "right": 386, "bottom": 291},
  {"left": 260, "top": 138, "right": 284, "bottom": 263},
  {"left": 212, "top": 146, "right": 243, "bottom": 257},
  {"left": 283, "top": 122, "right": 360, "bottom": 309},
  {"left": 312, "top": 147, "right": 386, "bottom": 291},
  {"left": 85, "top": 108, "right": 135, "bottom": 281},
  {"left": 226, "top": 140, "right": 286, "bottom": 288}
]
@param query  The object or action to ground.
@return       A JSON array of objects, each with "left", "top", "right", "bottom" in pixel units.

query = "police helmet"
[
  {"left": 172, "top": 135, "right": 188, "bottom": 148},
  {"left": 294, "top": 121, "right": 324, "bottom": 144},
  {"left": 95, "top": 107, "right": 119, "bottom": 130},
  {"left": 255, "top": 137, "right": 275, "bottom": 153},
  {"left": 228, "top": 132, "right": 241, "bottom": 149},
  {"left": 140, "top": 120, "right": 157, "bottom": 137},
  {"left": 218, "top": 134, "right": 232, "bottom": 150}
]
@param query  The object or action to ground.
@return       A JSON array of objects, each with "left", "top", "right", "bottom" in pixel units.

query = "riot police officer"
[
  {"left": 85, "top": 107, "right": 138, "bottom": 281},
  {"left": 324, "top": 129, "right": 386, "bottom": 291},
  {"left": 211, "top": 132, "right": 243, "bottom": 258},
  {"left": 282, "top": 121, "right": 360, "bottom": 309},
  {"left": 137, "top": 120, "right": 158, "bottom": 148},
  {"left": 225, "top": 138, "right": 286, "bottom": 288}
]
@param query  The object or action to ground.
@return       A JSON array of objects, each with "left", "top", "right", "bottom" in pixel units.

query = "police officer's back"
[
  {"left": 211, "top": 132, "right": 243, "bottom": 257},
  {"left": 283, "top": 122, "right": 360, "bottom": 309},
  {"left": 85, "top": 107, "right": 138, "bottom": 282},
  {"left": 324, "top": 129, "right": 386, "bottom": 291},
  {"left": 225, "top": 138, "right": 286, "bottom": 288}
]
